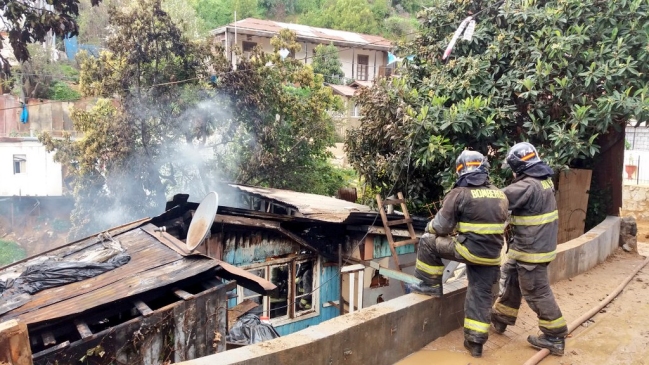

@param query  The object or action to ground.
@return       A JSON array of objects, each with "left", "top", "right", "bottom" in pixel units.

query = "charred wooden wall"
[{"left": 32, "top": 283, "right": 230, "bottom": 365}]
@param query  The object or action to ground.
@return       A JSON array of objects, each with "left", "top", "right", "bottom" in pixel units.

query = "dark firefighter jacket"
[
  {"left": 503, "top": 175, "right": 559, "bottom": 263},
  {"left": 432, "top": 183, "right": 509, "bottom": 265}
]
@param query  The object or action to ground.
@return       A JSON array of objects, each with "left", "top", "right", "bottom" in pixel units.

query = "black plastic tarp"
[
  {"left": 0, "top": 253, "right": 131, "bottom": 296},
  {"left": 226, "top": 314, "right": 281, "bottom": 345}
]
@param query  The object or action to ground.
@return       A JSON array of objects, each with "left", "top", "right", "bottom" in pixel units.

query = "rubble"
[{"left": 620, "top": 216, "right": 638, "bottom": 253}]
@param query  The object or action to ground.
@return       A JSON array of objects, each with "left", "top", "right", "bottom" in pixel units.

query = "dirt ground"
[{"left": 396, "top": 243, "right": 649, "bottom": 365}]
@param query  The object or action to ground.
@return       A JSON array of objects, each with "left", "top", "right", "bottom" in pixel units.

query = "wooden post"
[
  {"left": 338, "top": 244, "right": 344, "bottom": 316},
  {"left": 0, "top": 319, "right": 33, "bottom": 365},
  {"left": 349, "top": 272, "right": 355, "bottom": 314}
]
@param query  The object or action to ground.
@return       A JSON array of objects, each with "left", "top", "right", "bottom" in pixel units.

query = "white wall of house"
[
  {"left": 225, "top": 33, "right": 387, "bottom": 82},
  {"left": 0, "top": 139, "right": 63, "bottom": 196}
]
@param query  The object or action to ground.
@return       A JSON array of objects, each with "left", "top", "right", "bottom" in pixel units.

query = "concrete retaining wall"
[
  {"left": 181, "top": 216, "right": 621, "bottom": 365},
  {"left": 548, "top": 216, "right": 621, "bottom": 284}
]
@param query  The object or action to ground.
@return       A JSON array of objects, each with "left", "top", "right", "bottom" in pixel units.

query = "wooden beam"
[
  {"left": 386, "top": 218, "right": 413, "bottom": 227},
  {"left": 132, "top": 300, "right": 153, "bottom": 317},
  {"left": 347, "top": 225, "right": 422, "bottom": 238},
  {"left": 341, "top": 264, "right": 366, "bottom": 273},
  {"left": 0, "top": 320, "right": 33, "bottom": 365},
  {"left": 173, "top": 289, "right": 195, "bottom": 301},
  {"left": 73, "top": 319, "right": 92, "bottom": 339},
  {"left": 398, "top": 192, "right": 419, "bottom": 247},
  {"left": 381, "top": 199, "right": 405, "bottom": 206},
  {"left": 376, "top": 194, "right": 406, "bottom": 292}
]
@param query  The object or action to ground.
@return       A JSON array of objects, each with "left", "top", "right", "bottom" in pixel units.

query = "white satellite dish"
[{"left": 186, "top": 192, "right": 219, "bottom": 251}]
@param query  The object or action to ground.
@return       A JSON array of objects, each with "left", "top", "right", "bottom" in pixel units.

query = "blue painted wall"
[
  {"left": 221, "top": 229, "right": 341, "bottom": 336},
  {"left": 274, "top": 264, "right": 340, "bottom": 336},
  {"left": 373, "top": 235, "right": 415, "bottom": 258}
]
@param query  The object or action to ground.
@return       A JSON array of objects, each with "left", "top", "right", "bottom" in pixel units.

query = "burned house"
[
  {"left": 154, "top": 184, "right": 427, "bottom": 336},
  {"left": 0, "top": 217, "right": 276, "bottom": 365},
  {"left": 0, "top": 184, "right": 427, "bottom": 365}
]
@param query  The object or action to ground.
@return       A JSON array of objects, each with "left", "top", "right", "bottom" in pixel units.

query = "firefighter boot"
[
  {"left": 464, "top": 340, "right": 483, "bottom": 358},
  {"left": 491, "top": 318, "right": 507, "bottom": 334},
  {"left": 527, "top": 334, "right": 565, "bottom": 356},
  {"left": 407, "top": 282, "right": 442, "bottom": 298}
]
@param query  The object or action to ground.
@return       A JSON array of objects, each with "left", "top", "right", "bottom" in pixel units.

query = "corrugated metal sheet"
[
  {"left": 229, "top": 184, "right": 372, "bottom": 223},
  {"left": 215, "top": 18, "right": 392, "bottom": 49}
]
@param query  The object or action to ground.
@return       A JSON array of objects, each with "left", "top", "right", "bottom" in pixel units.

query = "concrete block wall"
[{"left": 180, "top": 216, "right": 621, "bottom": 365}]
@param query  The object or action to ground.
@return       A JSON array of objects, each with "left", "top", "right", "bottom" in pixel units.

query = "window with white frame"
[
  {"left": 13, "top": 154, "right": 26, "bottom": 174},
  {"left": 351, "top": 102, "right": 361, "bottom": 117},
  {"left": 236, "top": 256, "right": 319, "bottom": 324}
]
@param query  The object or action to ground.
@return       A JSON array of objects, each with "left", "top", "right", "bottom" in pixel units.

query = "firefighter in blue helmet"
[
  {"left": 409, "top": 150, "right": 509, "bottom": 357},
  {"left": 491, "top": 142, "right": 568, "bottom": 356}
]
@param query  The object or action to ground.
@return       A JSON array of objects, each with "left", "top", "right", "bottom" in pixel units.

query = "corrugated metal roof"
[
  {"left": 328, "top": 84, "right": 358, "bottom": 97},
  {"left": 0, "top": 222, "right": 275, "bottom": 325},
  {"left": 214, "top": 18, "right": 392, "bottom": 50},
  {"left": 229, "top": 184, "right": 372, "bottom": 223}
]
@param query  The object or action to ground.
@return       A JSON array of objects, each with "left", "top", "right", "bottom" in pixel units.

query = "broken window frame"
[
  {"left": 236, "top": 256, "right": 320, "bottom": 326},
  {"left": 294, "top": 259, "right": 316, "bottom": 317},
  {"left": 237, "top": 267, "right": 268, "bottom": 311}
]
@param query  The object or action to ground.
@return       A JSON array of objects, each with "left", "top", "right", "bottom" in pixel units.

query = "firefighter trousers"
[
  {"left": 414, "top": 233, "right": 500, "bottom": 344},
  {"left": 492, "top": 259, "right": 568, "bottom": 338}
]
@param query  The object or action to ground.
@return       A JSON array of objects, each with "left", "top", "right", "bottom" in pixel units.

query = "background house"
[{"left": 211, "top": 18, "right": 393, "bottom": 83}]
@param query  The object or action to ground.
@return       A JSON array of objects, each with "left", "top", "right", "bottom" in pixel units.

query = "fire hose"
[{"left": 522, "top": 256, "right": 649, "bottom": 365}]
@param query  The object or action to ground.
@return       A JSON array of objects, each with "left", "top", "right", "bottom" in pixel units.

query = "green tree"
[
  {"left": 300, "top": 0, "right": 381, "bottom": 34},
  {"left": 41, "top": 0, "right": 217, "bottom": 239},
  {"left": 0, "top": 0, "right": 104, "bottom": 73},
  {"left": 311, "top": 43, "right": 345, "bottom": 84},
  {"left": 345, "top": 0, "right": 649, "bottom": 211},
  {"left": 40, "top": 6, "right": 343, "bottom": 238},
  {"left": 193, "top": 0, "right": 259, "bottom": 30},
  {"left": 214, "top": 29, "right": 343, "bottom": 189}
]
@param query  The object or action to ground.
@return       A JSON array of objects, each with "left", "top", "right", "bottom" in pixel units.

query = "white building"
[
  {"left": 0, "top": 137, "right": 63, "bottom": 197},
  {"left": 211, "top": 18, "right": 393, "bottom": 83}
]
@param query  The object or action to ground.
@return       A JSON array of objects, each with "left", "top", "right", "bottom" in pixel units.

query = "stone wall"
[{"left": 622, "top": 184, "right": 649, "bottom": 220}]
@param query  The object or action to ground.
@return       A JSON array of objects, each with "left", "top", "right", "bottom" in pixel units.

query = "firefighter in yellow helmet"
[
  {"left": 491, "top": 142, "right": 568, "bottom": 356},
  {"left": 409, "top": 150, "right": 509, "bottom": 357}
]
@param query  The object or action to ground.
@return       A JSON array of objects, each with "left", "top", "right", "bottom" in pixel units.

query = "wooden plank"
[
  {"left": 393, "top": 238, "right": 420, "bottom": 247},
  {"left": 74, "top": 319, "right": 93, "bottom": 339},
  {"left": 386, "top": 218, "right": 413, "bottom": 227},
  {"left": 341, "top": 264, "right": 366, "bottom": 273},
  {"left": 0, "top": 319, "right": 33, "bottom": 365},
  {"left": 381, "top": 198, "right": 405, "bottom": 206},
  {"left": 556, "top": 169, "right": 592, "bottom": 244},
  {"left": 132, "top": 300, "right": 153, "bottom": 317},
  {"left": 227, "top": 299, "right": 261, "bottom": 330},
  {"left": 173, "top": 289, "right": 195, "bottom": 301},
  {"left": 42, "top": 331, "right": 56, "bottom": 346},
  {"left": 362, "top": 235, "right": 374, "bottom": 260},
  {"left": 376, "top": 194, "right": 406, "bottom": 293}
]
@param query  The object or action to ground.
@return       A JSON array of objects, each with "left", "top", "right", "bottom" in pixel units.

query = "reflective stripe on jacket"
[
  {"left": 503, "top": 175, "right": 559, "bottom": 263},
  {"left": 432, "top": 183, "right": 509, "bottom": 264}
]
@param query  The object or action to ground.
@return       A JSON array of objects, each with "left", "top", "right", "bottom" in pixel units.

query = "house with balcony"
[{"left": 211, "top": 18, "right": 393, "bottom": 83}]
